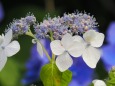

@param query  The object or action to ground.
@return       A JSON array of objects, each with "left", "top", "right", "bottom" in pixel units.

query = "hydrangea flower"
[
  {"left": 102, "top": 22, "right": 115, "bottom": 71},
  {"left": 0, "top": 29, "right": 20, "bottom": 71},
  {"left": 7, "top": 14, "right": 36, "bottom": 37},
  {"left": 50, "top": 33, "right": 84, "bottom": 72},
  {"left": 51, "top": 30, "right": 104, "bottom": 72},
  {"left": 22, "top": 40, "right": 94, "bottom": 86},
  {"left": 24, "top": 13, "right": 36, "bottom": 25},
  {"left": 74, "top": 30, "right": 104, "bottom": 68},
  {"left": 4, "top": 11, "right": 105, "bottom": 86},
  {"left": 34, "top": 12, "right": 98, "bottom": 40},
  {"left": 92, "top": 80, "right": 106, "bottom": 86}
]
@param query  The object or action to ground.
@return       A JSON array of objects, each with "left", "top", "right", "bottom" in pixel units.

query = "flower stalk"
[
  {"left": 49, "top": 31, "right": 56, "bottom": 61},
  {"left": 26, "top": 29, "right": 52, "bottom": 61}
]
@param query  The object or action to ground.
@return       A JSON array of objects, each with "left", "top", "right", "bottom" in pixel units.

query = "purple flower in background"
[
  {"left": 106, "top": 22, "right": 115, "bottom": 45},
  {"left": 69, "top": 58, "right": 94, "bottom": 86},
  {"left": 102, "top": 22, "right": 115, "bottom": 71},
  {"left": 0, "top": 2, "right": 4, "bottom": 22},
  {"left": 21, "top": 39, "right": 50, "bottom": 85}
]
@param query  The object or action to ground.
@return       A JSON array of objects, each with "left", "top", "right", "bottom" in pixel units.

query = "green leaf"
[
  {"left": 107, "top": 79, "right": 115, "bottom": 84},
  {"left": 40, "top": 62, "right": 72, "bottom": 86},
  {"left": 60, "top": 70, "right": 72, "bottom": 86},
  {"left": 89, "top": 83, "right": 94, "bottom": 86},
  {"left": 109, "top": 71, "right": 115, "bottom": 79},
  {"left": 106, "top": 67, "right": 115, "bottom": 86}
]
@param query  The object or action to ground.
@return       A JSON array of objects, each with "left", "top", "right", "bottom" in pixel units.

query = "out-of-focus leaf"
[
  {"left": 0, "top": 59, "right": 20, "bottom": 86},
  {"left": 106, "top": 67, "right": 115, "bottom": 86},
  {"left": 89, "top": 83, "right": 94, "bottom": 86}
]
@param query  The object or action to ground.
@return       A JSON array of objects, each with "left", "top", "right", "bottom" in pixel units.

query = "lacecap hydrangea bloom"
[
  {"left": 5, "top": 12, "right": 104, "bottom": 72},
  {"left": 0, "top": 11, "right": 105, "bottom": 86},
  {"left": 33, "top": 12, "right": 104, "bottom": 72}
]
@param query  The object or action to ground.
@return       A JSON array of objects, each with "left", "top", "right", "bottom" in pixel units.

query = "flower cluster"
[
  {"left": 6, "top": 12, "right": 102, "bottom": 72},
  {"left": 50, "top": 30, "right": 104, "bottom": 72},
  {"left": 7, "top": 13, "right": 36, "bottom": 37},
  {"left": 6, "top": 12, "right": 97, "bottom": 40},
  {"left": 0, "top": 11, "right": 106, "bottom": 86},
  {"left": 34, "top": 12, "right": 98, "bottom": 40}
]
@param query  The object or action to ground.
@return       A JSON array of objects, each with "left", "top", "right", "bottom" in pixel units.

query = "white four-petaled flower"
[
  {"left": 0, "top": 29, "right": 20, "bottom": 71},
  {"left": 50, "top": 30, "right": 104, "bottom": 72},
  {"left": 73, "top": 30, "right": 104, "bottom": 68},
  {"left": 50, "top": 33, "right": 84, "bottom": 72},
  {"left": 92, "top": 80, "right": 106, "bottom": 86}
]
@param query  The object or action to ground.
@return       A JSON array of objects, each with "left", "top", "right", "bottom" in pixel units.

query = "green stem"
[
  {"left": 52, "top": 53, "right": 55, "bottom": 61},
  {"left": 26, "top": 29, "right": 51, "bottom": 61},
  {"left": 49, "top": 31, "right": 56, "bottom": 61},
  {"left": 49, "top": 31, "right": 54, "bottom": 41}
]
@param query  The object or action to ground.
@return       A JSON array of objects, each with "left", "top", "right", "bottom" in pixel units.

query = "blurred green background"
[{"left": 0, "top": 0, "right": 115, "bottom": 86}]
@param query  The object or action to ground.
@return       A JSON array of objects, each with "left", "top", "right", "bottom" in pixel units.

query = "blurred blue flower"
[
  {"left": 69, "top": 57, "right": 94, "bottom": 86},
  {"left": 106, "top": 22, "right": 115, "bottom": 45},
  {"left": 21, "top": 39, "right": 50, "bottom": 85},
  {"left": 0, "top": 2, "right": 4, "bottom": 22},
  {"left": 22, "top": 39, "right": 94, "bottom": 86},
  {"left": 102, "top": 22, "right": 115, "bottom": 71}
]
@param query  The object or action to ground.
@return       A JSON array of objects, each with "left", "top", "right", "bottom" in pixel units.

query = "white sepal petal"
[
  {"left": 90, "top": 33, "right": 104, "bottom": 47},
  {"left": 0, "top": 34, "right": 4, "bottom": 45},
  {"left": 61, "top": 33, "right": 73, "bottom": 50},
  {"left": 73, "top": 35, "right": 84, "bottom": 43},
  {"left": 0, "top": 51, "right": 7, "bottom": 71},
  {"left": 50, "top": 40, "right": 65, "bottom": 55},
  {"left": 3, "top": 29, "right": 12, "bottom": 46},
  {"left": 83, "top": 30, "right": 105, "bottom": 47},
  {"left": 37, "top": 42, "right": 43, "bottom": 57},
  {"left": 82, "top": 46, "right": 101, "bottom": 68},
  {"left": 92, "top": 80, "right": 106, "bottom": 86},
  {"left": 68, "top": 42, "right": 85, "bottom": 57},
  {"left": 5, "top": 41, "right": 20, "bottom": 57},
  {"left": 83, "top": 30, "right": 97, "bottom": 43},
  {"left": 56, "top": 52, "right": 73, "bottom": 72}
]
